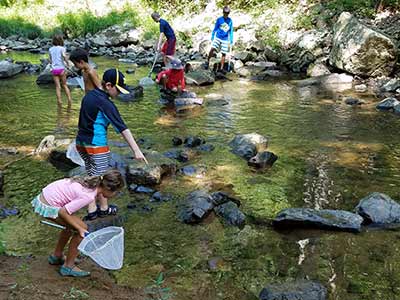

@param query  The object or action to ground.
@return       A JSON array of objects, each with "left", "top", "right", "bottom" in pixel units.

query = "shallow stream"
[{"left": 1, "top": 52, "right": 400, "bottom": 300}]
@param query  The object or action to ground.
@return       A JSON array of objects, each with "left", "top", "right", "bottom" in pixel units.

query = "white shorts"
[{"left": 211, "top": 38, "right": 230, "bottom": 55}]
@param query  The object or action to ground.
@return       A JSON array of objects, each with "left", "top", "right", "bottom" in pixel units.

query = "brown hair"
[
  {"left": 70, "top": 169, "right": 125, "bottom": 192},
  {"left": 52, "top": 34, "right": 64, "bottom": 46}
]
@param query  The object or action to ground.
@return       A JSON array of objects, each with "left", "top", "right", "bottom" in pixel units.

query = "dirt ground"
[{"left": 0, "top": 255, "right": 145, "bottom": 300}]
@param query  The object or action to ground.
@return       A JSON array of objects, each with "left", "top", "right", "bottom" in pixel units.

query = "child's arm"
[
  {"left": 121, "top": 129, "right": 148, "bottom": 164},
  {"left": 157, "top": 33, "right": 163, "bottom": 51},
  {"left": 62, "top": 50, "right": 73, "bottom": 69},
  {"left": 87, "top": 68, "right": 101, "bottom": 89},
  {"left": 58, "top": 207, "right": 88, "bottom": 237}
]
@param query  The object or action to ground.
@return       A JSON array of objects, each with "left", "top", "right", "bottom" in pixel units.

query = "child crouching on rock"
[
  {"left": 31, "top": 169, "right": 124, "bottom": 277},
  {"left": 156, "top": 56, "right": 186, "bottom": 94}
]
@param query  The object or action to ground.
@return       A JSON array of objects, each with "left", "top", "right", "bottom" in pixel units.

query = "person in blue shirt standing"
[
  {"left": 204, "top": 6, "right": 234, "bottom": 73},
  {"left": 151, "top": 12, "right": 176, "bottom": 66}
]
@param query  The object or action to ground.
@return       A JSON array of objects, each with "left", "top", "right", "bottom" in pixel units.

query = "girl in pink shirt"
[{"left": 31, "top": 169, "right": 124, "bottom": 277}]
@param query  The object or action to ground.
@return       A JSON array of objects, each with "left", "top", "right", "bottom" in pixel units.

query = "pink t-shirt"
[{"left": 42, "top": 179, "right": 97, "bottom": 215}]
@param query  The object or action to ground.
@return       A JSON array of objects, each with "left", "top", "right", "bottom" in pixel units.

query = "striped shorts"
[
  {"left": 76, "top": 144, "right": 110, "bottom": 176},
  {"left": 211, "top": 38, "right": 230, "bottom": 54}
]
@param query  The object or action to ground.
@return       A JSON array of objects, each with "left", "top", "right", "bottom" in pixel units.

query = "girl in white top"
[{"left": 49, "top": 34, "right": 72, "bottom": 106}]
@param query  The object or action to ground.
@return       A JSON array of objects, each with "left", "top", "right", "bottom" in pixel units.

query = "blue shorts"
[{"left": 212, "top": 38, "right": 230, "bottom": 54}]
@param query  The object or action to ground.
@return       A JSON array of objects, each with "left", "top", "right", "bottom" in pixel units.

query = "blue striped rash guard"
[
  {"left": 76, "top": 88, "right": 128, "bottom": 146},
  {"left": 211, "top": 16, "right": 233, "bottom": 44}
]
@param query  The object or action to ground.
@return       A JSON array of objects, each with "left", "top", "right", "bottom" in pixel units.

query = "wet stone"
[
  {"left": 355, "top": 192, "right": 400, "bottom": 226},
  {"left": 172, "top": 136, "right": 183, "bottom": 146},
  {"left": 211, "top": 191, "right": 241, "bottom": 207},
  {"left": 345, "top": 97, "right": 364, "bottom": 106},
  {"left": 376, "top": 97, "right": 400, "bottom": 110},
  {"left": 259, "top": 280, "right": 327, "bottom": 300},
  {"left": 248, "top": 151, "right": 278, "bottom": 168},
  {"left": 163, "top": 149, "right": 189, "bottom": 163},
  {"left": 214, "top": 201, "right": 246, "bottom": 228},
  {"left": 273, "top": 208, "right": 363, "bottom": 232},
  {"left": 134, "top": 186, "right": 155, "bottom": 194},
  {"left": 150, "top": 191, "right": 172, "bottom": 203},
  {"left": 179, "top": 165, "right": 206, "bottom": 177},
  {"left": 184, "top": 136, "right": 205, "bottom": 148},
  {"left": 177, "top": 190, "right": 214, "bottom": 224},
  {"left": 198, "top": 144, "right": 215, "bottom": 152}
]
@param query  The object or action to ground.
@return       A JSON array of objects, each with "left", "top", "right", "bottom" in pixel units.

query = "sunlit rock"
[
  {"left": 330, "top": 12, "right": 397, "bottom": 77},
  {"left": 355, "top": 192, "right": 400, "bottom": 225},
  {"left": 306, "top": 62, "right": 331, "bottom": 77},
  {"left": 126, "top": 151, "right": 177, "bottom": 186},
  {"left": 229, "top": 133, "right": 268, "bottom": 160}
]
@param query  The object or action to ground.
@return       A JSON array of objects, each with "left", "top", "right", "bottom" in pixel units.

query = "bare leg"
[
  {"left": 53, "top": 229, "right": 72, "bottom": 257},
  {"left": 207, "top": 48, "right": 215, "bottom": 65},
  {"left": 220, "top": 54, "right": 226, "bottom": 71},
  {"left": 60, "top": 72, "right": 72, "bottom": 107},
  {"left": 97, "top": 193, "right": 109, "bottom": 211},
  {"left": 53, "top": 75, "right": 62, "bottom": 105},
  {"left": 64, "top": 232, "right": 84, "bottom": 270},
  {"left": 87, "top": 200, "right": 97, "bottom": 214}
]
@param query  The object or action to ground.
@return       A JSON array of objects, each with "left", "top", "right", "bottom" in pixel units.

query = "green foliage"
[
  {"left": 57, "top": 8, "right": 140, "bottom": 38},
  {"left": 258, "top": 24, "right": 281, "bottom": 50},
  {"left": 141, "top": 17, "right": 158, "bottom": 40},
  {"left": 217, "top": 0, "right": 279, "bottom": 10},
  {"left": 0, "top": 223, "right": 5, "bottom": 255},
  {"left": 63, "top": 287, "right": 89, "bottom": 300},
  {"left": 144, "top": 272, "right": 175, "bottom": 300},
  {"left": 0, "top": 0, "right": 43, "bottom": 8},
  {"left": 324, "top": 0, "right": 375, "bottom": 17},
  {"left": 140, "top": 0, "right": 208, "bottom": 14},
  {"left": 0, "top": 17, "right": 43, "bottom": 38}
]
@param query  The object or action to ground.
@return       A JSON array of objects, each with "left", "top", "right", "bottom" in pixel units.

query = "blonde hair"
[{"left": 70, "top": 169, "right": 125, "bottom": 192}]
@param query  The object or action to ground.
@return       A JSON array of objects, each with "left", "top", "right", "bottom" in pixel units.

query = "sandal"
[
  {"left": 48, "top": 255, "right": 64, "bottom": 265},
  {"left": 82, "top": 210, "right": 98, "bottom": 221},
  {"left": 98, "top": 204, "right": 118, "bottom": 218},
  {"left": 60, "top": 265, "right": 90, "bottom": 277}
]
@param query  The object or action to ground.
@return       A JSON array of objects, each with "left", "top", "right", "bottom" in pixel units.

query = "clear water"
[{"left": 1, "top": 51, "right": 400, "bottom": 300}]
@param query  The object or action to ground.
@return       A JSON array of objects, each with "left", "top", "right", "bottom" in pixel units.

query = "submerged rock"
[
  {"left": 185, "top": 69, "right": 215, "bottom": 86},
  {"left": 376, "top": 97, "right": 400, "bottom": 110},
  {"left": 126, "top": 151, "right": 177, "bottom": 186},
  {"left": 259, "top": 280, "right": 327, "bottom": 300},
  {"left": 118, "top": 85, "right": 144, "bottom": 102},
  {"left": 248, "top": 151, "right": 278, "bottom": 168},
  {"left": 229, "top": 133, "right": 268, "bottom": 160},
  {"left": 273, "top": 208, "right": 363, "bottom": 232},
  {"left": 214, "top": 201, "right": 245, "bottom": 228},
  {"left": 355, "top": 192, "right": 400, "bottom": 226},
  {"left": 177, "top": 190, "right": 214, "bottom": 224}
]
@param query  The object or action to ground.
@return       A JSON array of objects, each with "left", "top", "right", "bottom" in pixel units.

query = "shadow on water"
[{"left": 1, "top": 52, "right": 400, "bottom": 299}]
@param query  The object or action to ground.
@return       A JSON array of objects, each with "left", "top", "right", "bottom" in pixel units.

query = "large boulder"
[
  {"left": 89, "top": 23, "right": 141, "bottom": 47},
  {"left": 248, "top": 151, "right": 278, "bottom": 169},
  {"left": 229, "top": 133, "right": 268, "bottom": 160},
  {"left": 273, "top": 208, "right": 363, "bottom": 233},
  {"left": 355, "top": 192, "right": 400, "bottom": 225},
  {"left": 281, "top": 30, "right": 330, "bottom": 73},
  {"left": 0, "top": 60, "right": 23, "bottom": 78},
  {"left": 376, "top": 97, "right": 400, "bottom": 110},
  {"left": 259, "top": 280, "right": 327, "bottom": 300},
  {"left": 329, "top": 12, "right": 397, "bottom": 77}
]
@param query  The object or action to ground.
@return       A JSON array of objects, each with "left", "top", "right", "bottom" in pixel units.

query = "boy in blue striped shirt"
[{"left": 204, "top": 6, "right": 234, "bottom": 73}]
